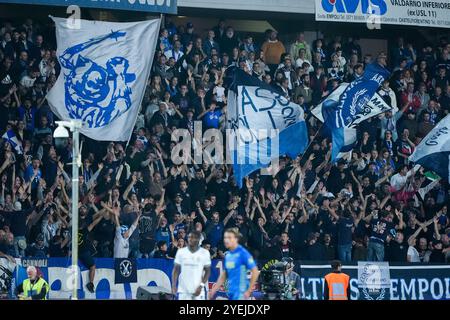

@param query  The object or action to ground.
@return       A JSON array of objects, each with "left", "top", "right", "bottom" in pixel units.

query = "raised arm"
[
  {"left": 254, "top": 196, "right": 267, "bottom": 223},
  {"left": 195, "top": 201, "right": 208, "bottom": 224},
  {"left": 86, "top": 162, "right": 104, "bottom": 190},
  {"left": 223, "top": 209, "right": 235, "bottom": 226},
  {"left": 123, "top": 212, "right": 141, "bottom": 239},
  {"left": 122, "top": 175, "right": 136, "bottom": 201},
  {"left": 407, "top": 225, "right": 423, "bottom": 247},
  {"left": 433, "top": 217, "right": 441, "bottom": 241},
  {"left": 87, "top": 214, "right": 104, "bottom": 232}
]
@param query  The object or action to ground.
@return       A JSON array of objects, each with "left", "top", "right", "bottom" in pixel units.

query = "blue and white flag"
[
  {"left": 311, "top": 83, "right": 392, "bottom": 124},
  {"left": 227, "top": 69, "right": 308, "bottom": 188},
  {"left": 47, "top": 17, "right": 161, "bottom": 141},
  {"left": 2, "top": 129, "right": 23, "bottom": 154},
  {"left": 409, "top": 114, "right": 450, "bottom": 181},
  {"left": 334, "top": 127, "right": 358, "bottom": 161},
  {"left": 313, "top": 63, "right": 390, "bottom": 162}
]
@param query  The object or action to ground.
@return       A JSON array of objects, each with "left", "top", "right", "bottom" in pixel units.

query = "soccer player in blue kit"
[{"left": 209, "top": 228, "right": 260, "bottom": 300}]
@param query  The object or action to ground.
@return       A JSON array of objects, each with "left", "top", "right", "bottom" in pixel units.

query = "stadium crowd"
[{"left": 0, "top": 17, "right": 449, "bottom": 291}]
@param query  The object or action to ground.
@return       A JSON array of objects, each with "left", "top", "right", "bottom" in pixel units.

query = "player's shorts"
[
  {"left": 177, "top": 289, "right": 207, "bottom": 300},
  {"left": 228, "top": 290, "right": 245, "bottom": 300}
]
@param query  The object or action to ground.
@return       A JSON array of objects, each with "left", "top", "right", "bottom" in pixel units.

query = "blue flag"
[
  {"left": 321, "top": 63, "right": 390, "bottom": 162},
  {"left": 2, "top": 129, "right": 23, "bottom": 154},
  {"left": 227, "top": 69, "right": 308, "bottom": 188}
]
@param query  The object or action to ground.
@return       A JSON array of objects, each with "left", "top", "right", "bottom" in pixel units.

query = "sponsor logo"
[
  {"left": 119, "top": 259, "right": 133, "bottom": 278},
  {"left": 321, "top": 0, "right": 388, "bottom": 15}
]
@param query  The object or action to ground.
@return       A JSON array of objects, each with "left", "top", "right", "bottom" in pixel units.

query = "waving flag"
[
  {"left": 312, "top": 83, "right": 392, "bottom": 124},
  {"left": 313, "top": 63, "right": 390, "bottom": 162},
  {"left": 333, "top": 127, "right": 357, "bottom": 161},
  {"left": 409, "top": 114, "right": 450, "bottom": 181},
  {"left": 47, "top": 17, "right": 161, "bottom": 141},
  {"left": 2, "top": 129, "right": 23, "bottom": 154},
  {"left": 227, "top": 69, "right": 308, "bottom": 187}
]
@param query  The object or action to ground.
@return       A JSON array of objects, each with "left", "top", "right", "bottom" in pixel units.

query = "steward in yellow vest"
[{"left": 16, "top": 266, "right": 49, "bottom": 300}]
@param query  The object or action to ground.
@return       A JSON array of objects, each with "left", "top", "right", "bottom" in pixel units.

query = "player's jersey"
[
  {"left": 174, "top": 247, "right": 211, "bottom": 295},
  {"left": 224, "top": 245, "right": 257, "bottom": 300}
]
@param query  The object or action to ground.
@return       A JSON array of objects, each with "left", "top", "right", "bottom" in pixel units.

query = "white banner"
[
  {"left": 410, "top": 114, "right": 450, "bottom": 162},
  {"left": 315, "top": 0, "right": 450, "bottom": 29},
  {"left": 409, "top": 114, "right": 450, "bottom": 180},
  {"left": 358, "top": 261, "right": 391, "bottom": 289},
  {"left": 47, "top": 17, "right": 161, "bottom": 141}
]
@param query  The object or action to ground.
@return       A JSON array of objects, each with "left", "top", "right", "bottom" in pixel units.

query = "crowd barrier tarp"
[
  {"left": 300, "top": 261, "right": 450, "bottom": 300},
  {"left": 4, "top": 258, "right": 450, "bottom": 300},
  {"left": 14, "top": 257, "right": 225, "bottom": 300},
  {"left": 315, "top": 0, "right": 450, "bottom": 29},
  {"left": 0, "top": 0, "right": 177, "bottom": 14}
]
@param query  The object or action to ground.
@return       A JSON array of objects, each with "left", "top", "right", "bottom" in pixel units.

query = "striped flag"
[{"left": 2, "top": 129, "right": 23, "bottom": 154}]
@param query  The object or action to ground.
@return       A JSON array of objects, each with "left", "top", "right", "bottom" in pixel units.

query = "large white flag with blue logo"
[
  {"left": 409, "top": 114, "right": 450, "bottom": 181},
  {"left": 47, "top": 17, "right": 161, "bottom": 141},
  {"left": 227, "top": 68, "right": 308, "bottom": 188}
]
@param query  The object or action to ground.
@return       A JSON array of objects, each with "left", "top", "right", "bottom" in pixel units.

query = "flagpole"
[{"left": 298, "top": 121, "right": 324, "bottom": 163}]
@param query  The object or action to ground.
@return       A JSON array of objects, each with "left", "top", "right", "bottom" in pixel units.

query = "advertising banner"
[
  {"left": 301, "top": 262, "right": 450, "bottom": 300},
  {"left": 315, "top": 0, "right": 450, "bottom": 29},
  {"left": 4, "top": 258, "right": 450, "bottom": 300},
  {"left": 0, "top": 0, "right": 177, "bottom": 14}
]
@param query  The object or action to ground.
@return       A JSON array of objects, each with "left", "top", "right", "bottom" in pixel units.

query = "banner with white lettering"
[
  {"left": 311, "top": 83, "right": 392, "bottom": 125},
  {"left": 409, "top": 114, "right": 450, "bottom": 181},
  {"left": 315, "top": 0, "right": 450, "bottom": 29},
  {"left": 300, "top": 262, "right": 450, "bottom": 300},
  {"left": 9, "top": 258, "right": 450, "bottom": 300},
  {"left": 227, "top": 68, "right": 308, "bottom": 187}
]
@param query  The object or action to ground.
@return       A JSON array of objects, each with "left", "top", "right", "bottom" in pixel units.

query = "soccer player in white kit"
[{"left": 172, "top": 231, "right": 211, "bottom": 300}]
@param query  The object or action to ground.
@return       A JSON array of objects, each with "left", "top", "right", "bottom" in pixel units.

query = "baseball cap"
[{"left": 187, "top": 22, "right": 194, "bottom": 29}]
